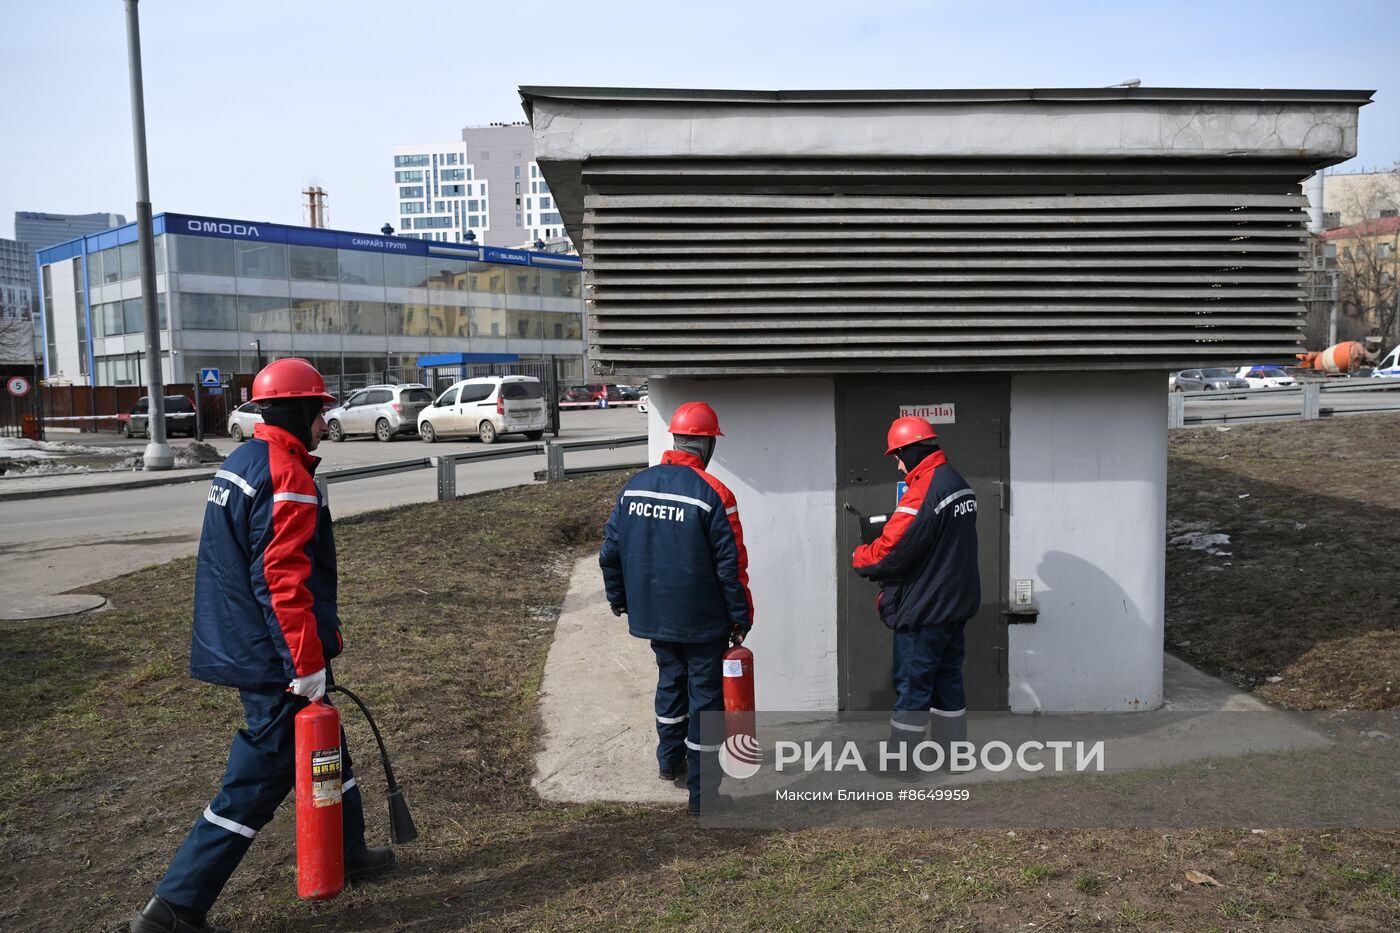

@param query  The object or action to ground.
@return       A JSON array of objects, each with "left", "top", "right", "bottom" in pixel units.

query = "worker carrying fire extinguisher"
[
  {"left": 131, "top": 359, "right": 394, "bottom": 933},
  {"left": 599, "top": 401, "right": 754, "bottom": 814},
  {"left": 851, "top": 416, "right": 980, "bottom": 774}
]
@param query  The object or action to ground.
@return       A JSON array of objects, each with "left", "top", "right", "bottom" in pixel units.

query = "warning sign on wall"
[{"left": 898, "top": 402, "right": 955, "bottom": 423}]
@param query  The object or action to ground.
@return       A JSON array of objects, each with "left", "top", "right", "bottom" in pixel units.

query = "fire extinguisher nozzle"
[{"left": 388, "top": 788, "right": 419, "bottom": 845}]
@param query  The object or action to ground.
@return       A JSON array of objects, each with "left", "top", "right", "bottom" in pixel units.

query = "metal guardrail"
[
  {"left": 1168, "top": 380, "right": 1400, "bottom": 428},
  {"left": 314, "top": 434, "right": 648, "bottom": 503}
]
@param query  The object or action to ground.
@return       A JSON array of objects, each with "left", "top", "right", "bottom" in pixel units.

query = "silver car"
[
  {"left": 1171, "top": 368, "right": 1250, "bottom": 393},
  {"left": 324, "top": 384, "right": 435, "bottom": 442}
]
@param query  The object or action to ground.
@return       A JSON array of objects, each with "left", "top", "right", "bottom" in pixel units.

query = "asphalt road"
[
  {"left": 0, "top": 408, "right": 649, "bottom": 604},
  {"left": 1182, "top": 383, "right": 1400, "bottom": 423}
]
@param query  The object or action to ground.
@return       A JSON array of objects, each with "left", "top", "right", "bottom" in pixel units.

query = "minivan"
[{"left": 417, "top": 375, "right": 548, "bottom": 444}]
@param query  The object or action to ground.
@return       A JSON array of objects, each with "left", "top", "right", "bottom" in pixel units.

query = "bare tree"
[
  {"left": 0, "top": 312, "right": 35, "bottom": 366},
  {"left": 1327, "top": 167, "right": 1400, "bottom": 345}
]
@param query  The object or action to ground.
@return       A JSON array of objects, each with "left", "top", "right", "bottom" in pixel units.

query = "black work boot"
[
  {"left": 345, "top": 845, "right": 396, "bottom": 883},
  {"left": 130, "top": 896, "right": 232, "bottom": 933},
  {"left": 659, "top": 758, "right": 686, "bottom": 782}
]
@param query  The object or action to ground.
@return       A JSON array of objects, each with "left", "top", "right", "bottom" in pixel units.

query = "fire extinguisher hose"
[{"left": 327, "top": 684, "right": 419, "bottom": 844}]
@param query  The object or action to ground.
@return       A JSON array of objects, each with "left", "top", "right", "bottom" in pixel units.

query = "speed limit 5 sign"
[{"left": 5, "top": 375, "right": 30, "bottom": 397}]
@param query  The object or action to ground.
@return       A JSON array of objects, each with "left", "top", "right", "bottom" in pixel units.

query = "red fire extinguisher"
[
  {"left": 295, "top": 700, "right": 345, "bottom": 900},
  {"left": 722, "top": 643, "right": 756, "bottom": 740}
]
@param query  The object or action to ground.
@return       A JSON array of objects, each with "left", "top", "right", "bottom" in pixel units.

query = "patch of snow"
[
  {"left": 3, "top": 460, "right": 93, "bottom": 476},
  {"left": 0, "top": 437, "right": 112, "bottom": 460},
  {"left": 1166, "top": 520, "right": 1232, "bottom": 557}
]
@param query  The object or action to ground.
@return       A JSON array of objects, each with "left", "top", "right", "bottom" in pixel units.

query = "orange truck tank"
[{"left": 1295, "top": 340, "right": 1377, "bottom": 374}]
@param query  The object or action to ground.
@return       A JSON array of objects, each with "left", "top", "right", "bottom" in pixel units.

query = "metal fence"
[
  {"left": 313, "top": 434, "right": 647, "bottom": 504},
  {"left": 1168, "top": 380, "right": 1400, "bottom": 428}
]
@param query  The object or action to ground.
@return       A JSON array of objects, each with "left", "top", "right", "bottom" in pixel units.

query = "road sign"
[
  {"left": 6, "top": 375, "right": 31, "bottom": 397},
  {"left": 200, "top": 367, "right": 221, "bottom": 387}
]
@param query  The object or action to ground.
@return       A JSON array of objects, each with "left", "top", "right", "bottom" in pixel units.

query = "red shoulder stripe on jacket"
[
  {"left": 262, "top": 442, "right": 324, "bottom": 676},
  {"left": 851, "top": 453, "right": 940, "bottom": 570},
  {"left": 691, "top": 466, "right": 755, "bottom": 627}
]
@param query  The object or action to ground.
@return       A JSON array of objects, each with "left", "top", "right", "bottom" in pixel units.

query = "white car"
[
  {"left": 1234, "top": 366, "right": 1296, "bottom": 389},
  {"left": 227, "top": 402, "right": 263, "bottom": 442},
  {"left": 417, "top": 375, "right": 548, "bottom": 444}
]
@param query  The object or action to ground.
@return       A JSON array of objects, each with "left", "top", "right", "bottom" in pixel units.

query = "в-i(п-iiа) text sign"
[{"left": 898, "top": 403, "right": 955, "bottom": 423}]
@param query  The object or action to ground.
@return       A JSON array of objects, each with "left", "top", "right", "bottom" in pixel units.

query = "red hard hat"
[
  {"left": 884, "top": 416, "right": 938, "bottom": 455},
  {"left": 250, "top": 358, "right": 337, "bottom": 404},
  {"left": 667, "top": 401, "right": 724, "bottom": 437}
]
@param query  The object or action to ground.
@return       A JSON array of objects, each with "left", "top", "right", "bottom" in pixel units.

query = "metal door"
[{"left": 836, "top": 376, "right": 1009, "bottom": 711}]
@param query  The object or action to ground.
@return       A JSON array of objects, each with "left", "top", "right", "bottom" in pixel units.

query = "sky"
[{"left": 2, "top": 0, "right": 1397, "bottom": 239}]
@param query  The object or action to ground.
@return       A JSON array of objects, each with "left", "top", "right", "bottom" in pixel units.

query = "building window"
[
  {"left": 288, "top": 245, "right": 339, "bottom": 283},
  {"left": 338, "top": 249, "right": 384, "bottom": 286},
  {"left": 435, "top": 201, "right": 445, "bottom": 213},
  {"left": 182, "top": 292, "right": 239, "bottom": 330},
  {"left": 399, "top": 185, "right": 425, "bottom": 198},
  {"left": 538, "top": 179, "right": 549, "bottom": 194},
  {"left": 514, "top": 166, "right": 521, "bottom": 178},
  {"left": 394, "top": 154, "right": 429, "bottom": 167},
  {"left": 441, "top": 184, "right": 464, "bottom": 196},
  {"left": 401, "top": 202, "right": 425, "bottom": 214},
  {"left": 394, "top": 170, "right": 423, "bottom": 183},
  {"left": 540, "top": 212, "right": 563, "bottom": 225},
  {"left": 440, "top": 168, "right": 464, "bottom": 182},
  {"left": 235, "top": 241, "right": 288, "bottom": 279},
  {"left": 173, "top": 234, "right": 235, "bottom": 276},
  {"left": 540, "top": 196, "right": 552, "bottom": 210},
  {"left": 515, "top": 213, "right": 522, "bottom": 227}
]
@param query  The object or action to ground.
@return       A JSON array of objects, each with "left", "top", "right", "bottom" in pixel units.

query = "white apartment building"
[{"left": 391, "top": 123, "right": 570, "bottom": 250}]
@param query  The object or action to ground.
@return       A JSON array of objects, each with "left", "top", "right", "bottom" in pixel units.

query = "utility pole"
[{"left": 125, "top": 0, "right": 172, "bottom": 469}]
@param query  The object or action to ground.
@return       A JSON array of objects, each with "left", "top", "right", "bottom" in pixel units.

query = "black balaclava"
[
  {"left": 257, "top": 397, "right": 321, "bottom": 450},
  {"left": 674, "top": 434, "right": 716, "bottom": 468},
  {"left": 896, "top": 441, "right": 940, "bottom": 474}
]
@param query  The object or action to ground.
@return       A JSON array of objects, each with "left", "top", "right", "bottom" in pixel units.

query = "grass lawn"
[{"left": 1, "top": 418, "right": 1398, "bottom": 932}]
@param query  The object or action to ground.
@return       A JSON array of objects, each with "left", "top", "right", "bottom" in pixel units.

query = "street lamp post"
[
  {"left": 250, "top": 339, "right": 264, "bottom": 370},
  {"left": 125, "top": 0, "right": 172, "bottom": 470}
]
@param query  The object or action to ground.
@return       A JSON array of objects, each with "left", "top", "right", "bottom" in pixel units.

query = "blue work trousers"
[
  {"left": 887, "top": 621, "right": 970, "bottom": 767},
  {"left": 651, "top": 638, "right": 727, "bottom": 806},
  {"left": 156, "top": 688, "right": 367, "bottom": 912}
]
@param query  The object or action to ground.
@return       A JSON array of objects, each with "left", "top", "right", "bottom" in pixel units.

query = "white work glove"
[{"left": 289, "top": 667, "right": 327, "bottom": 701}]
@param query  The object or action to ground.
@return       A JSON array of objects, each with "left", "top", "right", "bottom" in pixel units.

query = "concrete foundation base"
[{"left": 533, "top": 558, "right": 1322, "bottom": 804}]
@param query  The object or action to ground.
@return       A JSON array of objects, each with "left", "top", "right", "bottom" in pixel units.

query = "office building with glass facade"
[{"left": 35, "top": 212, "right": 586, "bottom": 388}]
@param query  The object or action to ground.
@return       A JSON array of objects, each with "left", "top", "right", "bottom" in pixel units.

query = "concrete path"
[
  {"left": 533, "top": 558, "right": 1326, "bottom": 804},
  {"left": 533, "top": 557, "right": 689, "bottom": 805}
]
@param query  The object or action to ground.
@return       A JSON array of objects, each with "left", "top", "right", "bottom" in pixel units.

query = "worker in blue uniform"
[
  {"left": 131, "top": 360, "right": 394, "bottom": 933},
  {"left": 599, "top": 401, "right": 754, "bottom": 813},
  {"left": 852, "top": 416, "right": 980, "bottom": 775}
]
